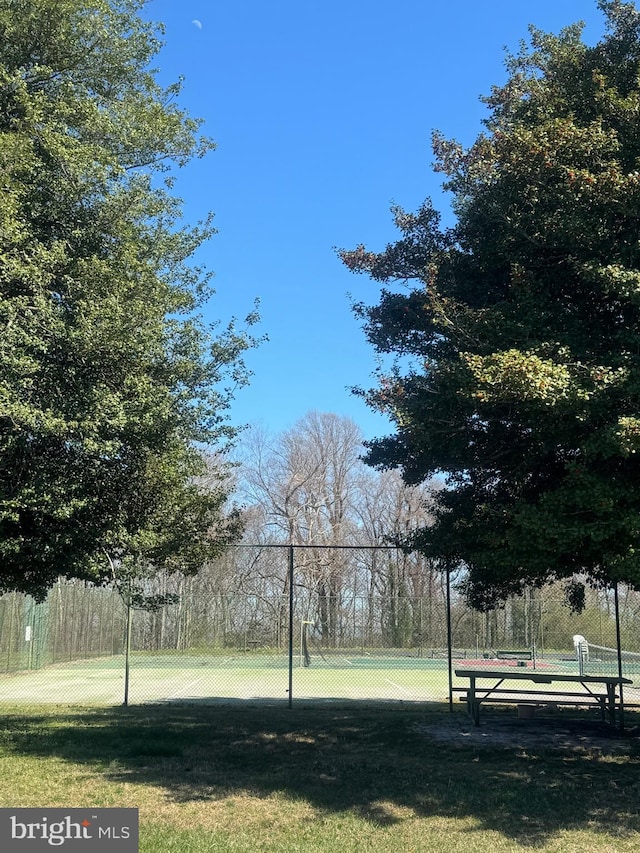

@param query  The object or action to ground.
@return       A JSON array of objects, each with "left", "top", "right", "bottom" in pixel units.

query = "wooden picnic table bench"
[{"left": 454, "top": 668, "right": 632, "bottom": 730}]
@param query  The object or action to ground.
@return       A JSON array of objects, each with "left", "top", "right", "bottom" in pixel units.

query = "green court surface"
[
  {"left": 2, "top": 650, "right": 636, "bottom": 707},
  {"left": 0, "top": 652, "right": 453, "bottom": 706}
]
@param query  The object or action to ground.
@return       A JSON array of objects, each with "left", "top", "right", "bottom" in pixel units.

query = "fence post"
[
  {"left": 288, "top": 544, "right": 294, "bottom": 709},
  {"left": 446, "top": 565, "right": 453, "bottom": 712},
  {"left": 614, "top": 583, "right": 624, "bottom": 732},
  {"left": 123, "top": 599, "right": 132, "bottom": 707},
  {"left": 6, "top": 594, "right": 15, "bottom": 672},
  {"left": 26, "top": 601, "right": 33, "bottom": 671}
]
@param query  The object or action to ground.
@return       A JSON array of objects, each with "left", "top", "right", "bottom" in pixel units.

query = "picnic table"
[{"left": 454, "top": 668, "right": 632, "bottom": 729}]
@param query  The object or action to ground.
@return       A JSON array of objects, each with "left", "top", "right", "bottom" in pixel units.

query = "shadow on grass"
[{"left": 1, "top": 700, "right": 639, "bottom": 847}]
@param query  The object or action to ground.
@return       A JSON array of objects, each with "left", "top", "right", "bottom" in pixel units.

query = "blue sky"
[{"left": 144, "top": 0, "right": 607, "bottom": 442}]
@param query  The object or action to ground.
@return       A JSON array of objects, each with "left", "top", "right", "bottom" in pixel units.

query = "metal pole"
[
  {"left": 614, "top": 583, "right": 625, "bottom": 732},
  {"left": 446, "top": 565, "right": 453, "bottom": 712},
  {"left": 6, "top": 594, "right": 15, "bottom": 672},
  {"left": 26, "top": 601, "right": 33, "bottom": 670},
  {"left": 123, "top": 600, "right": 132, "bottom": 707},
  {"left": 288, "top": 544, "right": 294, "bottom": 709}
]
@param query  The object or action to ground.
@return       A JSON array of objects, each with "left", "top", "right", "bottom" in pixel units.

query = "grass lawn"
[{"left": 0, "top": 702, "right": 639, "bottom": 851}]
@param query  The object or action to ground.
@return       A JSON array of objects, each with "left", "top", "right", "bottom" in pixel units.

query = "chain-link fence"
[{"left": 1, "top": 545, "right": 639, "bottom": 708}]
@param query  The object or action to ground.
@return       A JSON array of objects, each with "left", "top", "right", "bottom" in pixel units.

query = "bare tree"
[
  {"left": 350, "top": 469, "right": 441, "bottom": 648},
  {"left": 238, "top": 413, "right": 367, "bottom": 644},
  {"left": 236, "top": 413, "right": 444, "bottom": 649}
]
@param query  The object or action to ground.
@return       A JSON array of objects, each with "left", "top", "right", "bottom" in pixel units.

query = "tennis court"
[
  {"left": 3, "top": 570, "right": 640, "bottom": 709},
  {"left": 0, "top": 648, "right": 614, "bottom": 707},
  {"left": 0, "top": 650, "right": 457, "bottom": 706}
]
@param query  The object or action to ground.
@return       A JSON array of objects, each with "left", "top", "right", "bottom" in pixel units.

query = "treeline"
[
  {"left": 3, "top": 411, "right": 640, "bottom": 670},
  {"left": 232, "top": 412, "right": 442, "bottom": 649}
]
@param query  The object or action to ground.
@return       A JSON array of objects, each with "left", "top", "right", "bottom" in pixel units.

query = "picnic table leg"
[
  {"left": 468, "top": 676, "right": 480, "bottom": 726},
  {"left": 608, "top": 682, "right": 624, "bottom": 730},
  {"left": 604, "top": 683, "right": 615, "bottom": 727},
  {"left": 597, "top": 696, "right": 606, "bottom": 723}
]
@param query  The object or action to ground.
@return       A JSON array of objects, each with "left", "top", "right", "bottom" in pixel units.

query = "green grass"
[{"left": 0, "top": 702, "right": 639, "bottom": 851}]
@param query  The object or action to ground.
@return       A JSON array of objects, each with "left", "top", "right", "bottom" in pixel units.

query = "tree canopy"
[
  {"left": 341, "top": 0, "right": 640, "bottom": 608},
  {"left": 0, "top": 0, "right": 260, "bottom": 599}
]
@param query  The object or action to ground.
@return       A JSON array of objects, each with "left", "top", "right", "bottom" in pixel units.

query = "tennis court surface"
[
  {"left": 0, "top": 651, "right": 457, "bottom": 706},
  {"left": 6, "top": 648, "right": 637, "bottom": 707}
]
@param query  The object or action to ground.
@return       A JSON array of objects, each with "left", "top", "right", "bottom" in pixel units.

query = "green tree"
[
  {"left": 341, "top": 0, "right": 640, "bottom": 608},
  {"left": 0, "top": 0, "right": 261, "bottom": 598}
]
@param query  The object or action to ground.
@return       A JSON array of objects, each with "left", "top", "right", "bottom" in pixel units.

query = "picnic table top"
[{"left": 454, "top": 668, "right": 632, "bottom": 685}]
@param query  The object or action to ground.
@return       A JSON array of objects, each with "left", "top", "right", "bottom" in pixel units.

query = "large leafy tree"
[
  {"left": 0, "top": 0, "right": 260, "bottom": 598},
  {"left": 341, "top": 0, "right": 640, "bottom": 608}
]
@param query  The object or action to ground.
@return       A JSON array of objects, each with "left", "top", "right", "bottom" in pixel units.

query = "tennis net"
[{"left": 582, "top": 640, "right": 640, "bottom": 684}]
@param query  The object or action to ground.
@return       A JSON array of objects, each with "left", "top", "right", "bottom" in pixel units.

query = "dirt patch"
[{"left": 414, "top": 712, "right": 639, "bottom": 754}]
